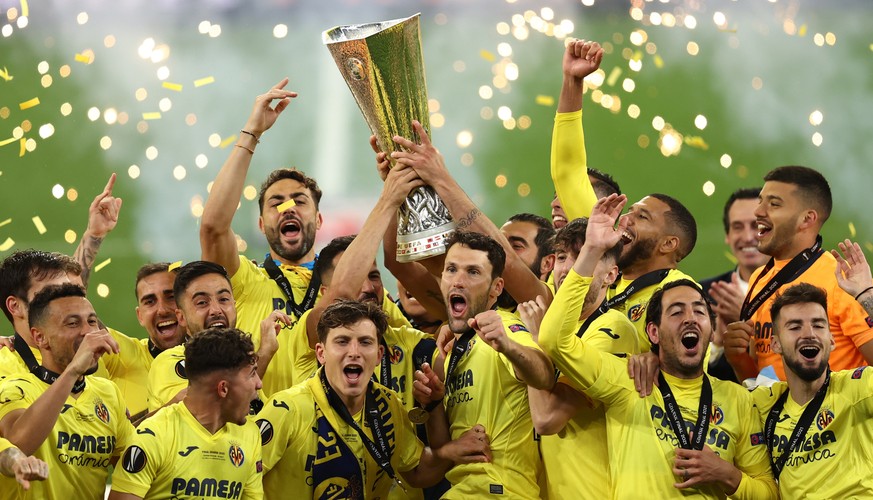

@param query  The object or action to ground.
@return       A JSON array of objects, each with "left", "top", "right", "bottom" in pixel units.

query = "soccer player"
[
  {"left": 724, "top": 166, "right": 873, "bottom": 381},
  {"left": 524, "top": 217, "right": 640, "bottom": 500},
  {"left": 0, "top": 439, "right": 48, "bottom": 491},
  {"left": 147, "top": 261, "right": 280, "bottom": 411},
  {"left": 495, "top": 213, "right": 556, "bottom": 312},
  {"left": 700, "top": 187, "right": 768, "bottom": 382},
  {"left": 0, "top": 283, "right": 133, "bottom": 500},
  {"left": 750, "top": 283, "right": 873, "bottom": 498},
  {"left": 434, "top": 231, "right": 554, "bottom": 498},
  {"left": 109, "top": 328, "right": 264, "bottom": 499},
  {"left": 540, "top": 195, "right": 776, "bottom": 499},
  {"left": 258, "top": 300, "right": 486, "bottom": 499}
]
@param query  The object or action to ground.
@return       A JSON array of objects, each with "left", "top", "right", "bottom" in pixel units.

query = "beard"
[
  {"left": 617, "top": 236, "right": 657, "bottom": 270},
  {"left": 784, "top": 354, "right": 828, "bottom": 382},
  {"left": 266, "top": 219, "right": 317, "bottom": 263}
]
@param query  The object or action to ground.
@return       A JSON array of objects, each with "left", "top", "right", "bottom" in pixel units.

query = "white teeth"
[
  {"left": 157, "top": 320, "right": 176, "bottom": 328},
  {"left": 682, "top": 332, "right": 698, "bottom": 339},
  {"left": 757, "top": 224, "right": 769, "bottom": 231}
]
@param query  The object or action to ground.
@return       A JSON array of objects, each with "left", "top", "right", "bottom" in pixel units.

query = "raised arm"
[
  {"left": 833, "top": 239, "right": 873, "bottom": 316},
  {"left": 200, "top": 79, "right": 297, "bottom": 276},
  {"left": 551, "top": 39, "right": 602, "bottom": 221},
  {"left": 391, "top": 121, "right": 553, "bottom": 307},
  {"left": 74, "top": 173, "right": 122, "bottom": 288}
]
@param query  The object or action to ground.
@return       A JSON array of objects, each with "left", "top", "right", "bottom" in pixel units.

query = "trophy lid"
[{"left": 322, "top": 13, "right": 420, "bottom": 44}]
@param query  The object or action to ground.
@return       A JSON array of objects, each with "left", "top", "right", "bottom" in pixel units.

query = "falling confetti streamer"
[
  {"left": 94, "top": 258, "right": 112, "bottom": 272},
  {"left": 479, "top": 49, "right": 496, "bottom": 62},
  {"left": 20, "top": 0, "right": 28, "bottom": 16},
  {"left": 723, "top": 250, "right": 738, "bottom": 265},
  {"left": 606, "top": 67, "right": 622, "bottom": 87},
  {"left": 168, "top": 261, "right": 182, "bottom": 271},
  {"left": 142, "top": 112, "right": 162, "bottom": 120},
  {"left": 0, "top": 218, "right": 11, "bottom": 228},
  {"left": 535, "top": 95, "right": 554, "bottom": 106},
  {"left": 0, "top": 137, "right": 16, "bottom": 147},
  {"left": 0, "top": 67, "right": 12, "bottom": 82},
  {"left": 194, "top": 76, "right": 215, "bottom": 87},
  {"left": 19, "top": 138, "right": 25, "bottom": 157},
  {"left": 19, "top": 97, "right": 40, "bottom": 110},
  {"left": 219, "top": 135, "right": 236, "bottom": 148},
  {"left": 31, "top": 216, "right": 46, "bottom": 234},
  {"left": 849, "top": 222, "right": 857, "bottom": 239},
  {"left": 0, "top": 238, "right": 14, "bottom": 252},
  {"left": 276, "top": 199, "right": 296, "bottom": 212},
  {"left": 74, "top": 53, "right": 93, "bottom": 64},
  {"left": 162, "top": 82, "right": 183, "bottom": 91}
]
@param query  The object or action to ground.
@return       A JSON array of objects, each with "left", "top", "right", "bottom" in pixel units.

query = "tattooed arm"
[
  {"left": 832, "top": 239, "right": 873, "bottom": 316},
  {"left": 74, "top": 174, "right": 122, "bottom": 287}
]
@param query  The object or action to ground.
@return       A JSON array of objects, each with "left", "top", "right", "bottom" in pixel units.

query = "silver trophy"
[{"left": 323, "top": 14, "right": 455, "bottom": 262}]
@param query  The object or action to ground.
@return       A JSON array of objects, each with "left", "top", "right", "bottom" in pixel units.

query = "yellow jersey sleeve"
[
  {"left": 550, "top": 110, "right": 598, "bottom": 220},
  {"left": 147, "top": 345, "right": 186, "bottom": 412},
  {"left": 257, "top": 385, "right": 313, "bottom": 494},
  {"left": 382, "top": 325, "right": 437, "bottom": 410},
  {"left": 103, "top": 328, "right": 152, "bottom": 418},
  {"left": 261, "top": 309, "right": 318, "bottom": 398}
]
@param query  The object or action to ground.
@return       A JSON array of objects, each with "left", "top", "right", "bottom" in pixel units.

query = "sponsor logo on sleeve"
[
  {"left": 853, "top": 367, "right": 867, "bottom": 379},
  {"left": 750, "top": 432, "right": 764, "bottom": 446},
  {"left": 508, "top": 324, "right": 528, "bottom": 333}
]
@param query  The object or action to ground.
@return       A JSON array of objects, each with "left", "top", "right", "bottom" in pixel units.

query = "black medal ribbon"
[
  {"left": 13, "top": 333, "right": 85, "bottom": 394},
  {"left": 446, "top": 331, "right": 476, "bottom": 382},
  {"left": 577, "top": 269, "right": 670, "bottom": 337},
  {"left": 319, "top": 369, "right": 402, "bottom": 488},
  {"left": 263, "top": 257, "right": 321, "bottom": 318},
  {"left": 657, "top": 372, "right": 712, "bottom": 451},
  {"left": 764, "top": 369, "right": 830, "bottom": 480},
  {"left": 373, "top": 337, "right": 392, "bottom": 387},
  {"left": 740, "top": 236, "right": 823, "bottom": 321},
  {"left": 147, "top": 339, "right": 162, "bottom": 359}
]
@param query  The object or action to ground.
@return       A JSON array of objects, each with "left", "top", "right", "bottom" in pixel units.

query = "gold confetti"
[
  {"left": 19, "top": 138, "right": 25, "bottom": 157},
  {"left": 724, "top": 250, "right": 738, "bottom": 265},
  {"left": 32, "top": 216, "right": 46, "bottom": 234},
  {"left": 0, "top": 218, "right": 10, "bottom": 228},
  {"left": 799, "top": 24, "right": 808, "bottom": 37},
  {"left": 19, "top": 97, "right": 40, "bottom": 110},
  {"left": 219, "top": 135, "right": 237, "bottom": 148},
  {"left": 606, "top": 67, "right": 622, "bottom": 87},
  {"left": 0, "top": 238, "right": 14, "bottom": 252},
  {"left": 74, "top": 53, "right": 93, "bottom": 64},
  {"left": 276, "top": 199, "right": 296, "bottom": 212},
  {"left": 0, "top": 137, "right": 16, "bottom": 147},
  {"left": 20, "top": 0, "right": 28, "bottom": 16},
  {"left": 849, "top": 222, "right": 857, "bottom": 239},
  {"left": 683, "top": 135, "right": 709, "bottom": 150},
  {"left": 94, "top": 258, "right": 111, "bottom": 272},
  {"left": 194, "top": 76, "right": 215, "bottom": 87},
  {"left": 142, "top": 112, "right": 162, "bottom": 120},
  {"left": 479, "top": 49, "right": 496, "bottom": 62},
  {"left": 865, "top": 242, "right": 873, "bottom": 253},
  {"left": 168, "top": 260, "right": 182, "bottom": 271},
  {"left": 654, "top": 55, "right": 664, "bottom": 68},
  {"left": 162, "top": 82, "right": 183, "bottom": 92},
  {"left": 535, "top": 95, "right": 554, "bottom": 106},
  {"left": 0, "top": 67, "right": 12, "bottom": 82}
]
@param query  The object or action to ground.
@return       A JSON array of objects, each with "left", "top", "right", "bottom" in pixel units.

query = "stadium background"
[{"left": 1, "top": 0, "right": 871, "bottom": 337}]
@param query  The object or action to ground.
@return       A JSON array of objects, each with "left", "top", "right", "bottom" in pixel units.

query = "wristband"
[
  {"left": 855, "top": 286, "right": 873, "bottom": 301},
  {"left": 240, "top": 129, "right": 260, "bottom": 143}
]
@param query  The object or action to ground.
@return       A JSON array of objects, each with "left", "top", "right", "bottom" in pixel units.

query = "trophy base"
[{"left": 396, "top": 222, "right": 456, "bottom": 263}]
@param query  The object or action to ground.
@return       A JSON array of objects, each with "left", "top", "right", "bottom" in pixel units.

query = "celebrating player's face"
[
  {"left": 259, "top": 178, "right": 321, "bottom": 264},
  {"left": 176, "top": 274, "right": 237, "bottom": 336},
  {"left": 501, "top": 220, "right": 542, "bottom": 276},
  {"left": 772, "top": 302, "right": 834, "bottom": 382},
  {"left": 38, "top": 296, "right": 102, "bottom": 374},
  {"left": 225, "top": 361, "right": 262, "bottom": 426},
  {"left": 617, "top": 196, "right": 667, "bottom": 270},
  {"left": 316, "top": 320, "right": 383, "bottom": 407},
  {"left": 136, "top": 271, "right": 184, "bottom": 351},
  {"left": 649, "top": 286, "right": 712, "bottom": 378},
  {"left": 441, "top": 245, "right": 501, "bottom": 334},
  {"left": 754, "top": 181, "right": 807, "bottom": 260}
]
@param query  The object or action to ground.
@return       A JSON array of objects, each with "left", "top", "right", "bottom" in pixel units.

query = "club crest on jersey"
[
  {"left": 816, "top": 409, "right": 835, "bottom": 431},
  {"left": 710, "top": 403, "right": 724, "bottom": 425},
  {"left": 389, "top": 345, "right": 404, "bottom": 364},
  {"left": 628, "top": 303, "right": 646, "bottom": 322},
  {"left": 228, "top": 444, "right": 245, "bottom": 467},
  {"left": 94, "top": 399, "right": 110, "bottom": 423},
  {"left": 256, "top": 419, "right": 274, "bottom": 446},
  {"left": 122, "top": 445, "right": 147, "bottom": 473}
]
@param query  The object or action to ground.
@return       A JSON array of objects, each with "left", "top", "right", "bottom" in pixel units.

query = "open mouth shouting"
[
  {"left": 155, "top": 317, "right": 179, "bottom": 338},
  {"left": 552, "top": 213, "right": 567, "bottom": 228},
  {"left": 756, "top": 220, "right": 772, "bottom": 240},
  {"left": 279, "top": 218, "right": 301, "bottom": 242},
  {"left": 620, "top": 229, "right": 634, "bottom": 245},
  {"left": 680, "top": 329, "right": 700, "bottom": 354},
  {"left": 448, "top": 292, "right": 469, "bottom": 320},
  {"left": 343, "top": 363, "right": 365, "bottom": 385},
  {"left": 798, "top": 343, "right": 821, "bottom": 361},
  {"left": 205, "top": 315, "right": 228, "bottom": 329}
]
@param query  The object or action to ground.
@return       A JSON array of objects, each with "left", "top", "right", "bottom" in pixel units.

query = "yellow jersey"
[
  {"left": 539, "top": 270, "right": 641, "bottom": 500},
  {"left": 148, "top": 344, "right": 186, "bottom": 412},
  {"left": 0, "top": 341, "right": 109, "bottom": 383},
  {"left": 751, "top": 367, "right": 873, "bottom": 499},
  {"left": 102, "top": 327, "right": 155, "bottom": 418},
  {"left": 257, "top": 371, "right": 424, "bottom": 499},
  {"left": 111, "top": 402, "right": 263, "bottom": 499},
  {"left": 261, "top": 309, "right": 318, "bottom": 398},
  {"left": 0, "top": 373, "right": 133, "bottom": 500},
  {"left": 540, "top": 270, "right": 776, "bottom": 499},
  {"left": 441, "top": 310, "right": 542, "bottom": 499},
  {"left": 550, "top": 110, "right": 598, "bottom": 220}
]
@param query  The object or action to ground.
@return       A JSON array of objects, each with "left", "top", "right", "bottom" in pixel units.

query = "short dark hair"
[
  {"left": 184, "top": 328, "right": 256, "bottom": 381},
  {"left": 553, "top": 217, "right": 622, "bottom": 263},
  {"left": 314, "top": 235, "right": 355, "bottom": 284},
  {"left": 650, "top": 193, "right": 697, "bottom": 262},
  {"left": 507, "top": 213, "right": 556, "bottom": 264},
  {"left": 0, "top": 250, "right": 82, "bottom": 324},
  {"left": 445, "top": 232, "right": 506, "bottom": 280},
  {"left": 589, "top": 167, "right": 621, "bottom": 198},
  {"left": 258, "top": 168, "right": 323, "bottom": 212},
  {"left": 134, "top": 262, "right": 174, "bottom": 299},
  {"left": 28, "top": 283, "right": 87, "bottom": 329},
  {"left": 721, "top": 187, "right": 761, "bottom": 233},
  {"left": 173, "top": 261, "right": 231, "bottom": 305},
  {"left": 316, "top": 299, "right": 388, "bottom": 344},
  {"left": 763, "top": 166, "right": 832, "bottom": 223},
  {"left": 645, "top": 279, "right": 715, "bottom": 330},
  {"left": 771, "top": 283, "right": 828, "bottom": 327}
]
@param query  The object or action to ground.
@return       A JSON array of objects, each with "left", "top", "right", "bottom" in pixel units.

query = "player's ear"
[{"left": 217, "top": 379, "right": 229, "bottom": 398}]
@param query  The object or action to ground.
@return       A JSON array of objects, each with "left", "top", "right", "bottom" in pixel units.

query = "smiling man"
[
  {"left": 724, "top": 166, "right": 873, "bottom": 381},
  {"left": 750, "top": 283, "right": 873, "bottom": 499},
  {"left": 109, "top": 328, "right": 264, "bottom": 500}
]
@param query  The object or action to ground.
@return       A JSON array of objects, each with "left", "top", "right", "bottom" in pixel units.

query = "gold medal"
[{"left": 408, "top": 407, "right": 429, "bottom": 424}]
